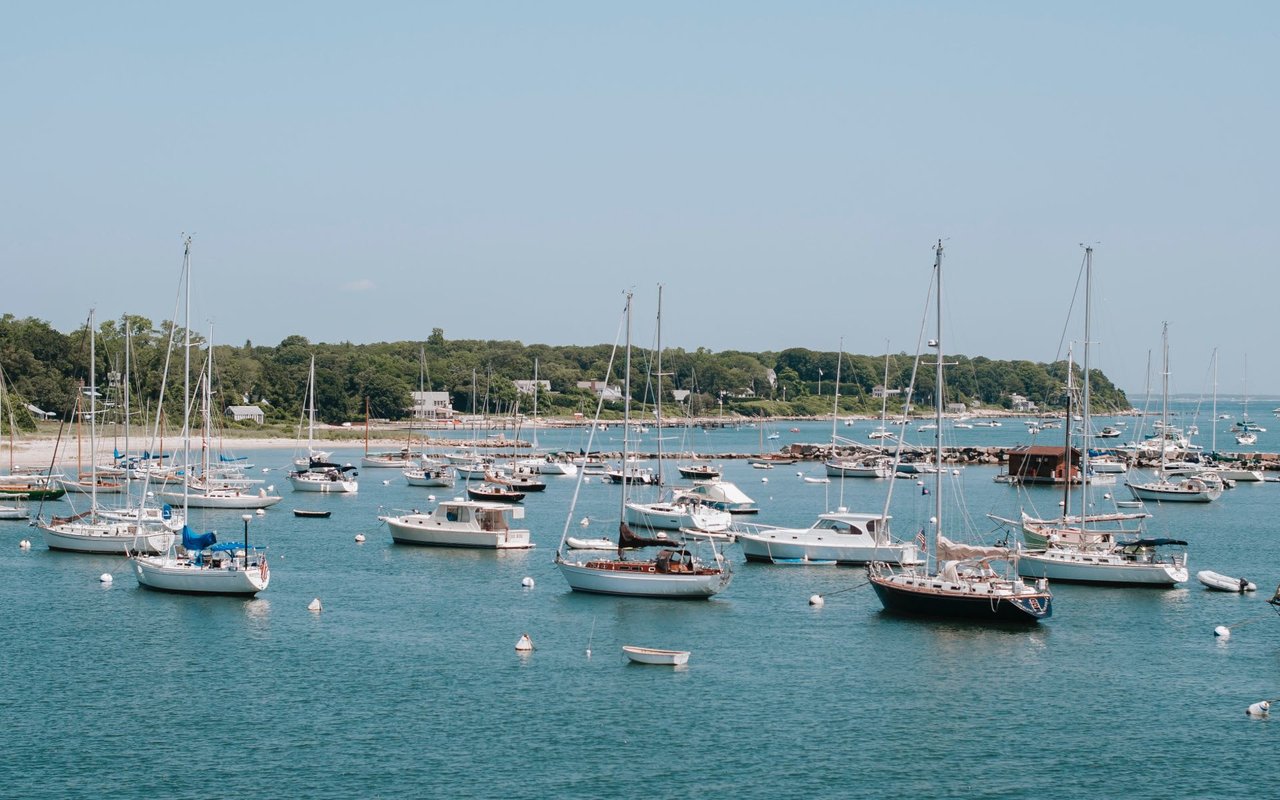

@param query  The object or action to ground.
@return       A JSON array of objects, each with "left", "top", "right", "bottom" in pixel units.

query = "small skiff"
[
  {"left": 623, "top": 645, "right": 690, "bottom": 666},
  {"left": 293, "top": 509, "right": 332, "bottom": 519},
  {"left": 1196, "top": 570, "right": 1256, "bottom": 593}
]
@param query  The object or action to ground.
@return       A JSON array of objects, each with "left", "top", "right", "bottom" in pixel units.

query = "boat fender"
[{"left": 1247, "top": 701, "right": 1270, "bottom": 717}]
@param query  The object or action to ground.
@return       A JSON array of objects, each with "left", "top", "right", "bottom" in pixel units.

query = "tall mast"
[
  {"left": 1210, "top": 348, "right": 1218, "bottom": 453},
  {"left": 619, "top": 290, "right": 633, "bottom": 522},
  {"left": 182, "top": 236, "right": 192, "bottom": 512},
  {"left": 1080, "top": 247, "right": 1093, "bottom": 513},
  {"left": 932, "top": 241, "right": 944, "bottom": 550},
  {"left": 654, "top": 285, "right": 663, "bottom": 487},
  {"left": 1061, "top": 346, "right": 1074, "bottom": 520},
  {"left": 532, "top": 357, "right": 540, "bottom": 450},
  {"left": 89, "top": 309, "right": 97, "bottom": 511},
  {"left": 1159, "top": 322, "right": 1170, "bottom": 475},
  {"left": 832, "top": 337, "right": 844, "bottom": 509}
]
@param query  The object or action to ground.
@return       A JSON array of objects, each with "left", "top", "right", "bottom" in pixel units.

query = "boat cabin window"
[{"left": 479, "top": 509, "right": 507, "bottom": 531}]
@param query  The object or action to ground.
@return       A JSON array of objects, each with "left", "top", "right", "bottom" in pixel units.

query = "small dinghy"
[
  {"left": 293, "top": 509, "right": 332, "bottom": 518},
  {"left": 565, "top": 536, "right": 618, "bottom": 550},
  {"left": 623, "top": 645, "right": 690, "bottom": 666},
  {"left": 771, "top": 556, "right": 837, "bottom": 566},
  {"left": 1197, "top": 570, "right": 1256, "bottom": 593}
]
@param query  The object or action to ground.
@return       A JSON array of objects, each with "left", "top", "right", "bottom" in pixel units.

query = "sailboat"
[
  {"left": 134, "top": 237, "right": 270, "bottom": 595},
  {"left": 287, "top": 356, "right": 358, "bottom": 493},
  {"left": 556, "top": 291, "right": 733, "bottom": 598},
  {"left": 1013, "top": 247, "right": 1189, "bottom": 586},
  {"left": 1233, "top": 356, "right": 1262, "bottom": 445},
  {"left": 624, "top": 286, "right": 732, "bottom": 534},
  {"left": 159, "top": 327, "right": 282, "bottom": 510},
  {"left": 868, "top": 344, "right": 896, "bottom": 441},
  {"left": 0, "top": 365, "right": 31, "bottom": 520},
  {"left": 867, "top": 241, "right": 1052, "bottom": 623},
  {"left": 824, "top": 343, "right": 893, "bottom": 479},
  {"left": 1125, "top": 325, "right": 1222, "bottom": 503},
  {"left": 37, "top": 310, "right": 175, "bottom": 554}
]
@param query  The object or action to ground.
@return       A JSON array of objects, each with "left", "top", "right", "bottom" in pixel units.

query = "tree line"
[{"left": 0, "top": 314, "right": 1130, "bottom": 430}]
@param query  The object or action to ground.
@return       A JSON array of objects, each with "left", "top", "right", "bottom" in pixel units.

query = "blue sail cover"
[
  {"left": 181, "top": 525, "right": 217, "bottom": 551},
  {"left": 218, "top": 454, "right": 248, "bottom": 462}
]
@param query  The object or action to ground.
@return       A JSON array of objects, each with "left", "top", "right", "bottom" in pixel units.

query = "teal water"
[{"left": 3, "top": 408, "right": 1279, "bottom": 799}]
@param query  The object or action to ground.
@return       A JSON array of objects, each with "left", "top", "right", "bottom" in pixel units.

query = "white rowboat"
[{"left": 622, "top": 645, "right": 690, "bottom": 666}]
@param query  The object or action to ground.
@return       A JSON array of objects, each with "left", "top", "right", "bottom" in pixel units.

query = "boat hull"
[
  {"left": 1126, "top": 482, "right": 1220, "bottom": 502},
  {"left": 39, "top": 521, "right": 173, "bottom": 554},
  {"left": 159, "top": 490, "right": 283, "bottom": 509},
  {"left": 288, "top": 475, "right": 358, "bottom": 493},
  {"left": 738, "top": 532, "right": 918, "bottom": 565},
  {"left": 868, "top": 573, "right": 1051, "bottom": 623},
  {"left": 1017, "top": 553, "right": 1187, "bottom": 586},
  {"left": 384, "top": 517, "right": 533, "bottom": 549},
  {"left": 557, "top": 559, "right": 729, "bottom": 598},
  {"left": 622, "top": 646, "right": 690, "bottom": 665},
  {"left": 132, "top": 556, "right": 268, "bottom": 595}
]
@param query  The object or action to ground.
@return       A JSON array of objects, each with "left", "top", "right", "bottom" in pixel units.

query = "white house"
[
  {"left": 514, "top": 380, "right": 551, "bottom": 396},
  {"left": 411, "top": 391, "right": 455, "bottom": 419},
  {"left": 576, "top": 380, "right": 623, "bottom": 401},
  {"left": 225, "top": 405, "right": 265, "bottom": 425},
  {"left": 1009, "top": 393, "right": 1038, "bottom": 413}
]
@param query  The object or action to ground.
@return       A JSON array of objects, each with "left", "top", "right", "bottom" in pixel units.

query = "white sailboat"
[
  {"left": 1126, "top": 326, "right": 1221, "bottom": 503},
  {"left": 867, "top": 241, "right": 1052, "bottom": 623},
  {"left": 38, "top": 310, "right": 174, "bottom": 554},
  {"left": 556, "top": 291, "right": 732, "bottom": 599},
  {"left": 133, "top": 236, "right": 270, "bottom": 596},
  {"left": 624, "top": 286, "right": 732, "bottom": 534},
  {"left": 288, "top": 356, "right": 358, "bottom": 493},
  {"left": 1015, "top": 247, "right": 1189, "bottom": 586}
]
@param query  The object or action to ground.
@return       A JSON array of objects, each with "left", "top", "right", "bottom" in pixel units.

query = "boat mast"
[
  {"left": 654, "top": 285, "right": 663, "bottom": 487},
  {"left": 832, "top": 337, "right": 844, "bottom": 509},
  {"left": 182, "top": 236, "right": 192, "bottom": 512},
  {"left": 619, "top": 290, "right": 633, "bottom": 525},
  {"left": 1159, "top": 322, "right": 1170, "bottom": 476},
  {"left": 932, "top": 241, "right": 944, "bottom": 558},
  {"left": 1080, "top": 246, "right": 1093, "bottom": 520},
  {"left": 89, "top": 310, "right": 97, "bottom": 512},
  {"left": 532, "top": 357, "right": 539, "bottom": 451},
  {"left": 1210, "top": 348, "right": 1218, "bottom": 453},
  {"left": 1061, "top": 346, "right": 1074, "bottom": 520},
  {"left": 308, "top": 355, "right": 316, "bottom": 455}
]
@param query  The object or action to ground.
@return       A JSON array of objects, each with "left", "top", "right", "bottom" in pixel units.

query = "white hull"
[
  {"left": 1018, "top": 551, "right": 1187, "bottom": 585},
  {"left": 556, "top": 559, "right": 729, "bottom": 597},
  {"left": 0, "top": 505, "right": 30, "bottom": 520},
  {"left": 288, "top": 474, "right": 358, "bottom": 493},
  {"left": 737, "top": 532, "right": 918, "bottom": 565},
  {"left": 40, "top": 521, "right": 173, "bottom": 554},
  {"left": 59, "top": 480, "right": 125, "bottom": 494},
  {"left": 825, "top": 460, "right": 892, "bottom": 479},
  {"left": 624, "top": 501, "right": 732, "bottom": 532},
  {"left": 1216, "top": 468, "right": 1265, "bottom": 482},
  {"left": 622, "top": 646, "right": 689, "bottom": 665},
  {"left": 381, "top": 505, "right": 532, "bottom": 549},
  {"left": 565, "top": 536, "right": 616, "bottom": 550},
  {"left": 534, "top": 461, "right": 578, "bottom": 476},
  {"left": 403, "top": 469, "right": 454, "bottom": 487},
  {"left": 360, "top": 453, "right": 419, "bottom": 468},
  {"left": 1196, "top": 570, "right": 1256, "bottom": 592},
  {"left": 133, "top": 554, "right": 268, "bottom": 595},
  {"left": 1126, "top": 480, "right": 1221, "bottom": 503},
  {"left": 159, "top": 490, "right": 283, "bottom": 509}
]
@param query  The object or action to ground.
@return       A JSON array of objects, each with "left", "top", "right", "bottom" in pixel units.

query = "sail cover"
[
  {"left": 936, "top": 534, "right": 1008, "bottom": 561},
  {"left": 181, "top": 525, "right": 217, "bottom": 551}
]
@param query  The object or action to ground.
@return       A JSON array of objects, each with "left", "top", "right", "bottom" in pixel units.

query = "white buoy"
[
  {"left": 382, "top": 479, "right": 391, "bottom": 485},
  {"left": 585, "top": 648, "right": 592, "bottom": 659},
  {"left": 515, "top": 633, "right": 534, "bottom": 651},
  {"left": 915, "top": 479, "right": 924, "bottom": 486},
  {"left": 796, "top": 471, "right": 803, "bottom": 477},
  {"left": 808, "top": 594, "right": 824, "bottom": 607},
  {"left": 256, "top": 508, "right": 266, "bottom": 516},
  {"left": 583, "top": 476, "right": 591, "bottom": 483},
  {"left": 580, "top": 517, "right": 590, "bottom": 527},
  {"left": 19, "top": 539, "right": 31, "bottom": 550},
  {"left": 263, "top": 467, "right": 270, "bottom": 473},
  {"left": 761, "top": 477, "right": 768, "bottom": 483},
  {"left": 1103, "top": 493, "right": 1112, "bottom": 500},
  {"left": 1247, "top": 700, "right": 1270, "bottom": 717},
  {"left": 308, "top": 598, "right": 323, "bottom": 612},
  {"left": 1214, "top": 625, "right": 1231, "bottom": 638},
  {"left": 354, "top": 533, "right": 366, "bottom": 543},
  {"left": 427, "top": 494, "right": 436, "bottom": 501},
  {"left": 952, "top": 469, "right": 960, "bottom": 475},
  {"left": 99, "top": 573, "right": 113, "bottom": 584},
  {"left": 521, "top": 576, "right": 535, "bottom": 588}
]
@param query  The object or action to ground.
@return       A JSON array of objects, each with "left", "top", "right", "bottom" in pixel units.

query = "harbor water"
[{"left": 2, "top": 410, "right": 1278, "bottom": 799}]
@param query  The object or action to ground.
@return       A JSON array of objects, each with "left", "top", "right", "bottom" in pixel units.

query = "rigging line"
[
  {"left": 555, "top": 298, "right": 628, "bottom": 555},
  {"left": 881, "top": 260, "right": 937, "bottom": 523},
  {"left": 1052, "top": 250, "right": 1090, "bottom": 370},
  {"left": 815, "top": 578, "right": 870, "bottom": 599}
]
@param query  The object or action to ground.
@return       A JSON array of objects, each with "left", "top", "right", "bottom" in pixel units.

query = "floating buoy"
[
  {"left": 354, "top": 533, "right": 366, "bottom": 543},
  {"left": 1103, "top": 493, "right": 1112, "bottom": 500},
  {"left": 99, "top": 573, "right": 113, "bottom": 584},
  {"left": 427, "top": 495, "right": 436, "bottom": 501},
  {"left": 952, "top": 469, "right": 960, "bottom": 475},
  {"left": 256, "top": 508, "right": 266, "bottom": 516},
  {"left": 263, "top": 467, "right": 270, "bottom": 473},
  {"left": 521, "top": 576, "right": 535, "bottom": 588},
  {"left": 583, "top": 476, "right": 591, "bottom": 484},
  {"left": 808, "top": 594, "right": 824, "bottom": 607},
  {"left": 19, "top": 539, "right": 31, "bottom": 550},
  {"left": 515, "top": 633, "right": 534, "bottom": 651},
  {"left": 382, "top": 479, "right": 391, "bottom": 485},
  {"left": 761, "top": 477, "right": 768, "bottom": 483},
  {"left": 1248, "top": 700, "right": 1270, "bottom": 717},
  {"left": 308, "top": 598, "right": 323, "bottom": 612},
  {"left": 915, "top": 480, "right": 924, "bottom": 486},
  {"left": 796, "top": 471, "right": 803, "bottom": 477},
  {"left": 1214, "top": 625, "right": 1231, "bottom": 638},
  {"left": 580, "top": 517, "right": 590, "bottom": 527},
  {"left": 585, "top": 648, "right": 592, "bottom": 659}
]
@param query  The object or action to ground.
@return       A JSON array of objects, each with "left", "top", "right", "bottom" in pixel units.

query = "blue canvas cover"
[{"left": 181, "top": 525, "right": 217, "bottom": 551}]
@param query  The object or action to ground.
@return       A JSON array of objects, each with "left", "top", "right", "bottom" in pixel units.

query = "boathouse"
[{"left": 1006, "top": 445, "right": 1079, "bottom": 484}]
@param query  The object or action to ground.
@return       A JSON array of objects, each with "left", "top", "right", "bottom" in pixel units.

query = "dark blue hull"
[{"left": 869, "top": 577, "right": 1051, "bottom": 623}]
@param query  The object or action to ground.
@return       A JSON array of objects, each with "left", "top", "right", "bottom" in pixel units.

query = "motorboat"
[
  {"left": 380, "top": 500, "right": 532, "bottom": 548},
  {"left": 735, "top": 510, "right": 920, "bottom": 565},
  {"left": 674, "top": 480, "right": 758, "bottom": 514}
]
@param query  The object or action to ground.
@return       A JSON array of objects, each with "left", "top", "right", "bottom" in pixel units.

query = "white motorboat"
[
  {"left": 674, "top": 480, "right": 758, "bottom": 514},
  {"left": 380, "top": 500, "right": 532, "bottom": 548},
  {"left": 403, "top": 465, "right": 454, "bottom": 487},
  {"left": 624, "top": 499, "right": 732, "bottom": 532},
  {"left": 735, "top": 510, "right": 920, "bottom": 565},
  {"left": 623, "top": 645, "right": 690, "bottom": 666}
]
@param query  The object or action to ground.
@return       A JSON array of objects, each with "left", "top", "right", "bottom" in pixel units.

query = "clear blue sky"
[{"left": 4, "top": 2, "right": 1276, "bottom": 396}]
